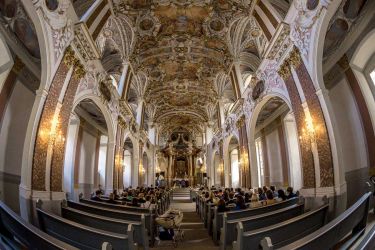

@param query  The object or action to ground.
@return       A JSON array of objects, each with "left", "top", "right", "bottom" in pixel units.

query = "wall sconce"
[
  {"left": 218, "top": 162, "right": 224, "bottom": 173},
  {"left": 299, "top": 112, "right": 318, "bottom": 146},
  {"left": 139, "top": 162, "right": 145, "bottom": 174},
  {"left": 240, "top": 146, "right": 249, "bottom": 170},
  {"left": 40, "top": 114, "right": 65, "bottom": 145}
]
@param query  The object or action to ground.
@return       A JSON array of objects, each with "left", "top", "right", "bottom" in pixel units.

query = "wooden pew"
[
  {"left": 212, "top": 197, "right": 300, "bottom": 244},
  {"left": 62, "top": 204, "right": 149, "bottom": 249},
  {"left": 221, "top": 203, "right": 305, "bottom": 249},
  {"left": 270, "top": 192, "right": 372, "bottom": 250},
  {"left": 37, "top": 208, "right": 135, "bottom": 250},
  {"left": 355, "top": 224, "right": 375, "bottom": 250},
  {"left": 67, "top": 200, "right": 155, "bottom": 245},
  {"left": 0, "top": 200, "right": 77, "bottom": 250},
  {"left": 232, "top": 204, "right": 329, "bottom": 250},
  {"left": 80, "top": 195, "right": 156, "bottom": 214}
]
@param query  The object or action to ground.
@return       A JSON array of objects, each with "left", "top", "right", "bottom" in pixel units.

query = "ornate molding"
[{"left": 278, "top": 61, "right": 291, "bottom": 81}]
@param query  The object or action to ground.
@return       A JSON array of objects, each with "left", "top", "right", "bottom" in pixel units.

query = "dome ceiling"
[{"left": 110, "top": 0, "right": 261, "bottom": 137}]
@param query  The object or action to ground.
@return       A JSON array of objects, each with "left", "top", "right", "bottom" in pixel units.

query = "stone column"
[{"left": 105, "top": 141, "right": 116, "bottom": 194}]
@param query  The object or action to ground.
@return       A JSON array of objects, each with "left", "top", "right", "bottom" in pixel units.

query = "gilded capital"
[
  {"left": 278, "top": 61, "right": 291, "bottom": 81},
  {"left": 63, "top": 47, "right": 77, "bottom": 67},
  {"left": 288, "top": 47, "right": 302, "bottom": 68},
  {"left": 73, "top": 63, "right": 86, "bottom": 79}
]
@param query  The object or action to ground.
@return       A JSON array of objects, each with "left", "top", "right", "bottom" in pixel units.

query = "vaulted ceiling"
[{"left": 101, "top": 0, "right": 264, "bottom": 140}]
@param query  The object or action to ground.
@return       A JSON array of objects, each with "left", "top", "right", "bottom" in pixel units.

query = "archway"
[
  {"left": 228, "top": 136, "right": 240, "bottom": 188},
  {"left": 250, "top": 96, "right": 301, "bottom": 190},
  {"left": 123, "top": 137, "right": 134, "bottom": 188},
  {"left": 310, "top": 0, "right": 375, "bottom": 207},
  {"left": 213, "top": 151, "right": 223, "bottom": 187},
  {"left": 63, "top": 98, "right": 109, "bottom": 199}
]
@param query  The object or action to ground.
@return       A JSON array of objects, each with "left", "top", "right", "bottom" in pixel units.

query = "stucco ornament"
[
  {"left": 291, "top": 0, "right": 331, "bottom": 58},
  {"left": 34, "top": 0, "right": 73, "bottom": 61}
]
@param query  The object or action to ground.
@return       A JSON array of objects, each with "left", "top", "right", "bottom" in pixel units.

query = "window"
[
  {"left": 370, "top": 70, "right": 375, "bottom": 86},
  {"left": 230, "top": 149, "right": 239, "bottom": 187},
  {"left": 255, "top": 138, "right": 264, "bottom": 186}
]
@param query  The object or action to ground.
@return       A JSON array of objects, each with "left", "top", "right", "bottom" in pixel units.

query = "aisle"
[{"left": 155, "top": 188, "right": 218, "bottom": 249}]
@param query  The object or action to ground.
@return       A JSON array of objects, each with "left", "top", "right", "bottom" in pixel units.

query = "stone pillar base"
[
  {"left": 19, "top": 185, "right": 66, "bottom": 226},
  {"left": 299, "top": 184, "right": 348, "bottom": 220}
]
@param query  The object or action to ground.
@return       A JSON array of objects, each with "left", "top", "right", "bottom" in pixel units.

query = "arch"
[
  {"left": 70, "top": 94, "right": 116, "bottom": 194},
  {"left": 350, "top": 29, "right": 375, "bottom": 130},
  {"left": 247, "top": 92, "right": 295, "bottom": 188},
  {"left": 0, "top": 33, "right": 14, "bottom": 90},
  {"left": 223, "top": 133, "right": 240, "bottom": 188},
  {"left": 308, "top": 0, "right": 372, "bottom": 198}
]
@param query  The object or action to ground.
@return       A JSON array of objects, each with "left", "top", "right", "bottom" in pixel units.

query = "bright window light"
[{"left": 370, "top": 70, "right": 375, "bottom": 86}]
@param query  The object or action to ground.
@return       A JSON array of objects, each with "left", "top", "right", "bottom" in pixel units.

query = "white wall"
[
  {"left": 123, "top": 150, "right": 132, "bottom": 187},
  {"left": 283, "top": 113, "right": 302, "bottom": 190},
  {"left": 63, "top": 117, "right": 80, "bottom": 196},
  {"left": 78, "top": 130, "right": 97, "bottom": 188},
  {"left": 265, "top": 129, "right": 284, "bottom": 187},
  {"left": 98, "top": 135, "right": 108, "bottom": 187},
  {"left": 329, "top": 77, "right": 368, "bottom": 172},
  {"left": 0, "top": 81, "right": 34, "bottom": 212}
]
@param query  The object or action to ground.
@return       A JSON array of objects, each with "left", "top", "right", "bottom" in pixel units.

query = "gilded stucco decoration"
[{"left": 108, "top": 0, "right": 266, "bottom": 139}]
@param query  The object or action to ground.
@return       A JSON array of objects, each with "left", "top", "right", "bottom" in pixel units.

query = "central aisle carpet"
[{"left": 155, "top": 189, "right": 219, "bottom": 249}]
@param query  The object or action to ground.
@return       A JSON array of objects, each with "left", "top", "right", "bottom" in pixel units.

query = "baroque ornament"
[
  {"left": 290, "top": 0, "right": 330, "bottom": 58},
  {"left": 34, "top": 0, "right": 73, "bottom": 61}
]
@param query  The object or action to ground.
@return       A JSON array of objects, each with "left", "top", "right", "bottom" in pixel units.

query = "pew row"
[
  {"left": 67, "top": 200, "right": 155, "bottom": 245},
  {"left": 232, "top": 204, "right": 329, "bottom": 250},
  {"left": 355, "top": 224, "right": 375, "bottom": 250},
  {"left": 212, "top": 197, "right": 300, "bottom": 244},
  {"left": 0, "top": 201, "right": 77, "bottom": 250},
  {"left": 271, "top": 192, "right": 372, "bottom": 250},
  {"left": 220, "top": 203, "right": 305, "bottom": 249},
  {"left": 79, "top": 195, "right": 156, "bottom": 215},
  {"left": 61, "top": 204, "right": 149, "bottom": 249},
  {"left": 37, "top": 208, "right": 135, "bottom": 250}
]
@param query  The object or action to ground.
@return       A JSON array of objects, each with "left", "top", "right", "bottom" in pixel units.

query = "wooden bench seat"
[
  {"left": 62, "top": 205, "right": 149, "bottom": 249},
  {"left": 80, "top": 196, "right": 156, "bottom": 214},
  {"left": 220, "top": 203, "right": 305, "bottom": 249},
  {"left": 213, "top": 197, "right": 300, "bottom": 244},
  {"left": 37, "top": 208, "right": 135, "bottom": 250},
  {"left": 232, "top": 204, "right": 329, "bottom": 250},
  {"left": 67, "top": 200, "right": 155, "bottom": 245},
  {"left": 0, "top": 201, "right": 77, "bottom": 250},
  {"left": 273, "top": 192, "right": 371, "bottom": 250}
]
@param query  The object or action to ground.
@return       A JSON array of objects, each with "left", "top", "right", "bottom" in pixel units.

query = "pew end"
[
  {"left": 260, "top": 237, "right": 273, "bottom": 250},
  {"left": 101, "top": 242, "right": 112, "bottom": 250}
]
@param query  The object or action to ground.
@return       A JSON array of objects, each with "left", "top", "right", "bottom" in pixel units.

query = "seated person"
[
  {"left": 227, "top": 192, "right": 236, "bottom": 205},
  {"left": 277, "top": 189, "right": 287, "bottom": 201},
  {"left": 141, "top": 195, "right": 152, "bottom": 209},
  {"left": 91, "top": 190, "right": 103, "bottom": 201},
  {"left": 244, "top": 192, "right": 251, "bottom": 203},
  {"left": 258, "top": 187, "right": 266, "bottom": 201},
  {"left": 106, "top": 193, "right": 118, "bottom": 204},
  {"left": 138, "top": 193, "right": 146, "bottom": 204},
  {"left": 270, "top": 186, "right": 278, "bottom": 198},
  {"left": 265, "top": 190, "right": 276, "bottom": 205},
  {"left": 250, "top": 193, "right": 261, "bottom": 208},
  {"left": 130, "top": 197, "right": 140, "bottom": 207},
  {"left": 235, "top": 196, "right": 247, "bottom": 210},
  {"left": 286, "top": 187, "right": 297, "bottom": 199},
  {"left": 217, "top": 199, "right": 230, "bottom": 213}
]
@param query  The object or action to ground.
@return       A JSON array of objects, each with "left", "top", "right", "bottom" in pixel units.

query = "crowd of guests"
[
  {"left": 90, "top": 185, "right": 170, "bottom": 209},
  {"left": 198, "top": 185, "right": 298, "bottom": 212}
]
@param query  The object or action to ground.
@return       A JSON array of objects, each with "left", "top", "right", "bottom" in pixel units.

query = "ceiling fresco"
[{"left": 105, "top": 0, "right": 263, "bottom": 138}]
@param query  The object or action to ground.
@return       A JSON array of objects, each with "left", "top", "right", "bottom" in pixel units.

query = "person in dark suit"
[
  {"left": 91, "top": 190, "right": 103, "bottom": 201},
  {"left": 286, "top": 187, "right": 297, "bottom": 199}
]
